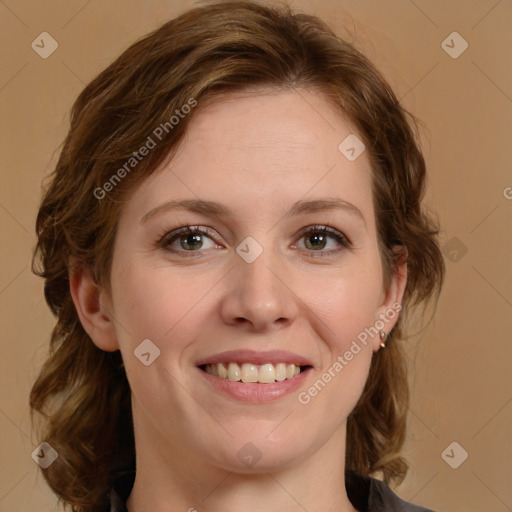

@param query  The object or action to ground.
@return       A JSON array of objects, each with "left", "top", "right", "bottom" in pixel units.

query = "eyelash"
[{"left": 158, "top": 224, "right": 352, "bottom": 259}]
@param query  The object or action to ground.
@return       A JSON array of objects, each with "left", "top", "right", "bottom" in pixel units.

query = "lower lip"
[{"left": 197, "top": 367, "right": 312, "bottom": 402}]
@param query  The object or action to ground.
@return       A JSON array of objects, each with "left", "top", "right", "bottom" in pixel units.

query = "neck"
[{"left": 125, "top": 411, "right": 358, "bottom": 512}]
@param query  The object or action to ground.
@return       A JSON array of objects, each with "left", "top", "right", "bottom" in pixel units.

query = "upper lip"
[{"left": 195, "top": 349, "right": 313, "bottom": 367}]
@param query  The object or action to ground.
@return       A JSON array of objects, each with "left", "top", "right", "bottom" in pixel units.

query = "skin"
[{"left": 71, "top": 88, "right": 407, "bottom": 512}]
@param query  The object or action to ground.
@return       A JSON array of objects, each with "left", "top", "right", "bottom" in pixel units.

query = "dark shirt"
[{"left": 109, "top": 468, "right": 435, "bottom": 511}]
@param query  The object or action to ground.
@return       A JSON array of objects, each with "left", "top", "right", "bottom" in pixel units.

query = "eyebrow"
[{"left": 140, "top": 197, "right": 366, "bottom": 227}]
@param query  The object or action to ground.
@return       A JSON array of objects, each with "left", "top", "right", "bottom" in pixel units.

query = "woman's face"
[{"left": 82, "top": 88, "right": 406, "bottom": 472}]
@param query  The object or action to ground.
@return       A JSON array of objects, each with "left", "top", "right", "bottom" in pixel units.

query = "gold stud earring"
[{"left": 379, "top": 330, "right": 387, "bottom": 349}]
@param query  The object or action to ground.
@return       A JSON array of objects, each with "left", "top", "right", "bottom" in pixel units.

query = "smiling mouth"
[{"left": 199, "top": 362, "right": 312, "bottom": 383}]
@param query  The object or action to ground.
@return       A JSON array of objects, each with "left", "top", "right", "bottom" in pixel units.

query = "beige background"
[{"left": 1, "top": 1, "right": 511, "bottom": 511}]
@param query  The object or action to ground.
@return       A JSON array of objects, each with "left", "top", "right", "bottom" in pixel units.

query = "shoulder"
[{"left": 345, "top": 468, "right": 436, "bottom": 512}]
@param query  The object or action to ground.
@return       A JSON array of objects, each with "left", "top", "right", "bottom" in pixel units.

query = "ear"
[
  {"left": 373, "top": 245, "right": 408, "bottom": 350},
  {"left": 69, "top": 263, "right": 120, "bottom": 352}
]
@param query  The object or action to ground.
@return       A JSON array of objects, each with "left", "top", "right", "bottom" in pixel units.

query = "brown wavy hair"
[{"left": 29, "top": 1, "right": 445, "bottom": 510}]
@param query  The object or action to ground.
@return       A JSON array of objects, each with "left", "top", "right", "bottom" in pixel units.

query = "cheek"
[
  {"left": 109, "top": 257, "right": 208, "bottom": 350},
  {"left": 297, "top": 273, "right": 378, "bottom": 424},
  {"left": 109, "top": 261, "right": 206, "bottom": 412},
  {"left": 306, "top": 264, "right": 382, "bottom": 351}
]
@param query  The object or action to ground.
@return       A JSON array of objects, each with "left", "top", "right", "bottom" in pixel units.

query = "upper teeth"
[{"left": 203, "top": 362, "right": 302, "bottom": 383}]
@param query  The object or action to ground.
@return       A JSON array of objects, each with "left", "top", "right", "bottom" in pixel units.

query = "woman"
[{"left": 29, "top": 1, "right": 445, "bottom": 511}]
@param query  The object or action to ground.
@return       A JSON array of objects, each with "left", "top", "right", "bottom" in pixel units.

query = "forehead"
[
  {"left": 121, "top": 88, "right": 375, "bottom": 228},
  {"left": 183, "top": 87, "right": 362, "bottom": 163}
]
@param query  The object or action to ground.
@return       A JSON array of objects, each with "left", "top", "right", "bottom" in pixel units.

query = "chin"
[{"left": 204, "top": 430, "right": 311, "bottom": 473}]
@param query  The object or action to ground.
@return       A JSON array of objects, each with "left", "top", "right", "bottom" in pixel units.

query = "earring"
[{"left": 379, "top": 330, "right": 387, "bottom": 348}]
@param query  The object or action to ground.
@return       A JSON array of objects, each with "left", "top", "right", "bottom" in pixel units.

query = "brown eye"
[
  {"left": 304, "top": 231, "right": 328, "bottom": 250},
  {"left": 177, "top": 232, "right": 204, "bottom": 251},
  {"left": 161, "top": 226, "right": 220, "bottom": 255},
  {"left": 296, "top": 225, "right": 351, "bottom": 256}
]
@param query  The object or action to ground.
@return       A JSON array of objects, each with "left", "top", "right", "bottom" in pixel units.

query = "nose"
[{"left": 219, "top": 245, "right": 299, "bottom": 332}]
